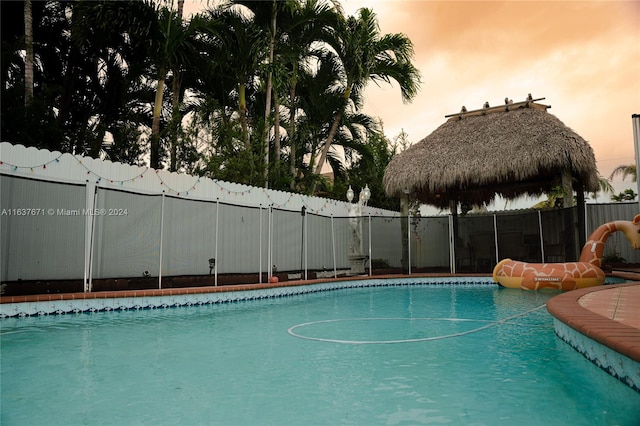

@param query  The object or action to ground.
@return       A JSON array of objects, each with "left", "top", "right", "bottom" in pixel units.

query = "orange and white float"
[{"left": 493, "top": 214, "right": 640, "bottom": 291}]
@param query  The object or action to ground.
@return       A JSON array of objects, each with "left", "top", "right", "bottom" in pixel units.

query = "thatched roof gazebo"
[{"left": 384, "top": 96, "right": 600, "bottom": 211}]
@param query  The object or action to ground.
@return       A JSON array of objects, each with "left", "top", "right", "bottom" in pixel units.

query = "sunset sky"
[
  {"left": 340, "top": 0, "right": 640, "bottom": 203},
  {"left": 185, "top": 0, "right": 640, "bottom": 204}
]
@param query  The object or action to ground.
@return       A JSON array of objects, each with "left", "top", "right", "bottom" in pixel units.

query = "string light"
[{"left": 1, "top": 146, "right": 399, "bottom": 218}]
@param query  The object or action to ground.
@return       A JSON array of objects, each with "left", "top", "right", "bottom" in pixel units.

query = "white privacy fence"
[
  {"left": 1, "top": 142, "right": 639, "bottom": 293},
  {"left": 0, "top": 173, "right": 408, "bottom": 288},
  {"left": 0, "top": 142, "right": 401, "bottom": 289}
]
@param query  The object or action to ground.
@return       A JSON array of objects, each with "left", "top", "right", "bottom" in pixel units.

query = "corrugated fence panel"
[
  {"left": 0, "top": 175, "right": 85, "bottom": 281},
  {"left": 92, "top": 188, "right": 162, "bottom": 278},
  {"left": 587, "top": 203, "right": 640, "bottom": 263}
]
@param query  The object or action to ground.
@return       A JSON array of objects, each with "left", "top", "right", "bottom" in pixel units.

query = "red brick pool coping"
[
  {"left": 3, "top": 272, "right": 639, "bottom": 365},
  {"left": 0, "top": 273, "right": 465, "bottom": 304},
  {"left": 546, "top": 279, "right": 640, "bottom": 363}
]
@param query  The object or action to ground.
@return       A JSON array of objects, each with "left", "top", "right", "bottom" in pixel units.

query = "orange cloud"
[
  {"left": 354, "top": 0, "right": 639, "bottom": 192},
  {"left": 184, "top": 0, "right": 639, "bottom": 198}
]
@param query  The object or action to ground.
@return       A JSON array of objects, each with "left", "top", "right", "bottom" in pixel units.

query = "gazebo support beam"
[
  {"left": 561, "top": 170, "right": 575, "bottom": 208},
  {"left": 576, "top": 185, "right": 587, "bottom": 250}
]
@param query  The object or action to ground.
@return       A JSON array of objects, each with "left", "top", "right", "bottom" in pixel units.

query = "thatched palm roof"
[{"left": 384, "top": 99, "right": 600, "bottom": 209}]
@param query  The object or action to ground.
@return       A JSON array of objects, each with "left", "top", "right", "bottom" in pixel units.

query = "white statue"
[
  {"left": 346, "top": 185, "right": 370, "bottom": 275},
  {"left": 348, "top": 202, "right": 361, "bottom": 255}
]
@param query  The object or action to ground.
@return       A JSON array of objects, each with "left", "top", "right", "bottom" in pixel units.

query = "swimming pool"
[{"left": 2, "top": 283, "right": 639, "bottom": 425}]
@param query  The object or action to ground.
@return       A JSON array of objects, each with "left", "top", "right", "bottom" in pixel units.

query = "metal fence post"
[
  {"left": 448, "top": 214, "right": 454, "bottom": 274},
  {"left": 215, "top": 199, "right": 219, "bottom": 286},
  {"left": 302, "top": 207, "right": 308, "bottom": 280},
  {"left": 305, "top": 210, "right": 308, "bottom": 280},
  {"left": 331, "top": 215, "right": 337, "bottom": 278},
  {"left": 158, "top": 191, "right": 165, "bottom": 289},
  {"left": 259, "top": 205, "right": 263, "bottom": 284},
  {"left": 493, "top": 214, "right": 499, "bottom": 263},
  {"left": 84, "top": 180, "right": 97, "bottom": 292},
  {"left": 268, "top": 205, "right": 273, "bottom": 280},
  {"left": 538, "top": 210, "right": 545, "bottom": 261},
  {"left": 408, "top": 211, "right": 412, "bottom": 275},
  {"left": 632, "top": 114, "right": 640, "bottom": 211},
  {"left": 368, "top": 214, "right": 372, "bottom": 276}
]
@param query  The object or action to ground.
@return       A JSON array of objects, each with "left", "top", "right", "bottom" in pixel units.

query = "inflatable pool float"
[{"left": 493, "top": 214, "right": 640, "bottom": 291}]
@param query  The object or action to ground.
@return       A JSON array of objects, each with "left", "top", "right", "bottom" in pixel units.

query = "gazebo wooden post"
[
  {"left": 562, "top": 170, "right": 587, "bottom": 258},
  {"left": 576, "top": 184, "right": 587, "bottom": 251},
  {"left": 561, "top": 170, "right": 575, "bottom": 208}
]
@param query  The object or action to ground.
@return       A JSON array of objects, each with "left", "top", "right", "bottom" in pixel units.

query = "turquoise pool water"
[{"left": 2, "top": 284, "right": 639, "bottom": 425}]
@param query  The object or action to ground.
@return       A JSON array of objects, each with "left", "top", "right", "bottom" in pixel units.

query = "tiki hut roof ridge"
[
  {"left": 384, "top": 96, "right": 600, "bottom": 208},
  {"left": 444, "top": 94, "right": 546, "bottom": 120}
]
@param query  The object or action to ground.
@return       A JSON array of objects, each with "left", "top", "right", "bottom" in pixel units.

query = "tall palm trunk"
[
  {"left": 314, "top": 109, "right": 342, "bottom": 175},
  {"left": 24, "top": 0, "right": 33, "bottom": 108},
  {"left": 273, "top": 90, "right": 281, "bottom": 177},
  {"left": 238, "top": 83, "right": 250, "bottom": 149},
  {"left": 169, "top": 0, "right": 185, "bottom": 172},
  {"left": 263, "top": 75, "right": 273, "bottom": 184},
  {"left": 170, "top": 73, "right": 181, "bottom": 171},
  {"left": 151, "top": 68, "right": 166, "bottom": 169},
  {"left": 313, "top": 86, "right": 350, "bottom": 176},
  {"left": 263, "top": 2, "right": 277, "bottom": 186},
  {"left": 288, "top": 67, "right": 298, "bottom": 189}
]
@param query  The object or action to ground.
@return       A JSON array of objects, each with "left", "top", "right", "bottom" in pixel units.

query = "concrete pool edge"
[
  {"left": 546, "top": 282, "right": 640, "bottom": 393},
  {"left": 0, "top": 274, "right": 493, "bottom": 317}
]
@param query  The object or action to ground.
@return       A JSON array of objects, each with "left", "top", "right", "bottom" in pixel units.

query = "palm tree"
[
  {"left": 278, "top": 0, "right": 340, "bottom": 188},
  {"left": 24, "top": 0, "right": 33, "bottom": 108},
  {"left": 68, "top": 1, "right": 159, "bottom": 161},
  {"left": 292, "top": 52, "right": 378, "bottom": 194},
  {"left": 150, "top": 5, "right": 211, "bottom": 169},
  {"left": 230, "top": 0, "right": 336, "bottom": 187},
  {"left": 169, "top": 0, "right": 185, "bottom": 172},
  {"left": 609, "top": 164, "right": 637, "bottom": 182},
  {"left": 184, "top": 4, "right": 267, "bottom": 185},
  {"left": 591, "top": 175, "right": 615, "bottom": 201},
  {"left": 232, "top": 0, "right": 287, "bottom": 184},
  {"left": 290, "top": 50, "right": 342, "bottom": 190},
  {"left": 611, "top": 188, "right": 637, "bottom": 202},
  {"left": 313, "top": 7, "right": 421, "bottom": 177},
  {"left": 206, "top": 5, "right": 265, "bottom": 152},
  {"left": 533, "top": 175, "right": 615, "bottom": 207}
]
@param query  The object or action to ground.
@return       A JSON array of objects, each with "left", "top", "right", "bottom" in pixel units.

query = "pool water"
[{"left": 2, "top": 284, "right": 639, "bottom": 425}]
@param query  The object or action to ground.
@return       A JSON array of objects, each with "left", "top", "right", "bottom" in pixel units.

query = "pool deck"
[
  {"left": 545, "top": 271, "right": 640, "bottom": 391},
  {"left": 546, "top": 274, "right": 640, "bottom": 363}
]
